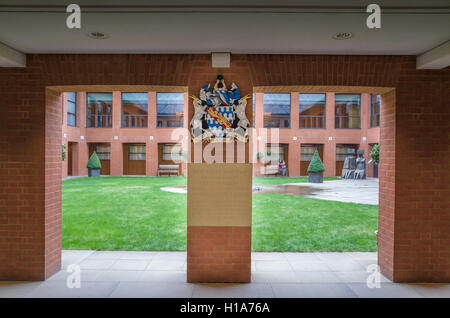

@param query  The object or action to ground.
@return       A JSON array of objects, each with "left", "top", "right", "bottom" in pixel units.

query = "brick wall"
[
  {"left": 187, "top": 226, "right": 251, "bottom": 283},
  {"left": 0, "top": 54, "right": 448, "bottom": 282}
]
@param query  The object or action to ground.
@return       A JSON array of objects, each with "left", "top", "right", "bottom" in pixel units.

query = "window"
[
  {"left": 299, "top": 93, "right": 326, "bottom": 128},
  {"left": 370, "top": 94, "right": 380, "bottom": 127},
  {"left": 157, "top": 93, "right": 184, "bottom": 128},
  {"left": 162, "top": 144, "right": 182, "bottom": 162},
  {"left": 128, "top": 144, "right": 146, "bottom": 160},
  {"left": 336, "top": 145, "right": 357, "bottom": 161},
  {"left": 263, "top": 93, "right": 290, "bottom": 128},
  {"left": 300, "top": 145, "right": 316, "bottom": 162},
  {"left": 335, "top": 94, "right": 361, "bottom": 129},
  {"left": 265, "top": 144, "right": 285, "bottom": 163},
  {"left": 67, "top": 92, "right": 76, "bottom": 127},
  {"left": 87, "top": 93, "right": 112, "bottom": 128},
  {"left": 122, "top": 93, "right": 148, "bottom": 128},
  {"left": 95, "top": 144, "right": 110, "bottom": 160}
]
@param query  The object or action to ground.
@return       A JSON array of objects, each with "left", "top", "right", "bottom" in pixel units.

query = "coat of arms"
[{"left": 190, "top": 75, "right": 250, "bottom": 143}]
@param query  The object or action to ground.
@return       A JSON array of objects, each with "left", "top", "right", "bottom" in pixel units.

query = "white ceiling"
[{"left": 0, "top": 0, "right": 449, "bottom": 55}]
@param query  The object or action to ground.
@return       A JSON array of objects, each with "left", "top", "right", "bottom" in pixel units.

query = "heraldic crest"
[{"left": 190, "top": 75, "right": 250, "bottom": 143}]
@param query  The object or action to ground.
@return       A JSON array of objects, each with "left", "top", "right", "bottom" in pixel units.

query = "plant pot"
[
  {"left": 88, "top": 169, "right": 100, "bottom": 177},
  {"left": 308, "top": 171, "right": 323, "bottom": 183}
]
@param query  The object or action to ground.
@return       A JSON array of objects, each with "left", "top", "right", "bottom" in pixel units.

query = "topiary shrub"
[
  {"left": 307, "top": 149, "right": 325, "bottom": 173},
  {"left": 87, "top": 152, "right": 102, "bottom": 169},
  {"left": 370, "top": 144, "right": 379, "bottom": 165}
]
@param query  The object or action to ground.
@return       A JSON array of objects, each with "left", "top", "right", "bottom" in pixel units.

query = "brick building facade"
[{"left": 62, "top": 90, "right": 380, "bottom": 178}]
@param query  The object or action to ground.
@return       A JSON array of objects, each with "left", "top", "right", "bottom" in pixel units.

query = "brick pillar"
[
  {"left": 323, "top": 141, "right": 336, "bottom": 177},
  {"left": 187, "top": 163, "right": 252, "bottom": 283},
  {"left": 0, "top": 88, "right": 63, "bottom": 281},
  {"left": 378, "top": 89, "right": 396, "bottom": 281},
  {"left": 76, "top": 92, "right": 88, "bottom": 176},
  {"left": 110, "top": 141, "right": 123, "bottom": 176},
  {"left": 62, "top": 93, "right": 68, "bottom": 178},
  {"left": 324, "top": 93, "right": 336, "bottom": 177},
  {"left": 146, "top": 140, "right": 158, "bottom": 176},
  {"left": 253, "top": 93, "right": 265, "bottom": 176},
  {"left": 359, "top": 93, "right": 370, "bottom": 172},
  {"left": 289, "top": 93, "right": 300, "bottom": 176}
]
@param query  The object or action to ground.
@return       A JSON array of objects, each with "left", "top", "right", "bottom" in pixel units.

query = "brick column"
[
  {"left": 324, "top": 93, "right": 336, "bottom": 176},
  {"left": 289, "top": 93, "right": 300, "bottom": 176},
  {"left": 359, "top": 94, "right": 370, "bottom": 170},
  {"left": 146, "top": 140, "right": 158, "bottom": 176},
  {"left": 77, "top": 92, "right": 88, "bottom": 176},
  {"left": 253, "top": 93, "right": 265, "bottom": 176},
  {"left": 187, "top": 163, "right": 252, "bottom": 283},
  {"left": 110, "top": 141, "right": 123, "bottom": 176},
  {"left": 62, "top": 93, "right": 68, "bottom": 178}
]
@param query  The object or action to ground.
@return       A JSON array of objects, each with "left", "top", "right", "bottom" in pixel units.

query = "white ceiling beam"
[
  {"left": 416, "top": 41, "right": 450, "bottom": 70},
  {"left": 0, "top": 42, "right": 26, "bottom": 67}
]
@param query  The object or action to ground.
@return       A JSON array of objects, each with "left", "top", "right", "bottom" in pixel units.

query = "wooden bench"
[{"left": 158, "top": 164, "right": 180, "bottom": 176}]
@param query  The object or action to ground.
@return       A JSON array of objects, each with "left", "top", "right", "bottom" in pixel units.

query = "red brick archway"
[{"left": 0, "top": 55, "right": 448, "bottom": 282}]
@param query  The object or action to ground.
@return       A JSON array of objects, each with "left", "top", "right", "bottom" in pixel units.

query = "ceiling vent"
[
  {"left": 332, "top": 32, "right": 354, "bottom": 40},
  {"left": 87, "top": 32, "right": 110, "bottom": 40}
]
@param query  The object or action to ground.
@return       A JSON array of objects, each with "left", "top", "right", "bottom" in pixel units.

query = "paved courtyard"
[
  {"left": 290, "top": 178, "right": 379, "bottom": 205},
  {"left": 162, "top": 178, "right": 379, "bottom": 205},
  {"left": 1, "top": 250, "right": 448, "bottom": 298}
]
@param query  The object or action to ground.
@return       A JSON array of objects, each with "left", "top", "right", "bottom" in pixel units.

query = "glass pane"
[
  {"left": 162, "top": 144, "right": 182, "bottom": 161},
  {"left": 370, "top": 94, "right": 380, "bottom": 127},
  {"left": 122, "top": 93, "right": 148, "bottom": 128},
  {"left": 67, "top": 114, "right": 76, "bottom": 126},
  {"left": 299, "top": 93, "right": 325, "bottom": 128},
  {"left": 87, "top": 93, "right": 113, "bottom": 128},
  {"left": 263, "top": 93, "right": 290, "bottom": 128},
  {"left": 300, "top": 145, "right": 316, "bottom": 161},
  {"left": 265, "top": 144, "right": 285, "bottom": 162},
  {"left": 67, "top": 92, "right": 76, "bottom": 103},
  {"left": 129, "top": 153, "right": 146, "bottom": 160},
  {"left": 336, "top": 146, "right": 357, "bottom": 161},
  {"left": 129, "top": 145, "right": 146, "bottom": 154},
  {"left": 67, "top": 101, "right": 76, "bottom": 114},
  {"left": 96, "top": 144, "right": 110, "bottom": 153},
  {"left": 335, "top": 94, "right": 360, "bottom": 129},
  {"left": 157, "top": 93, "right": 184, "bottom": 128}
]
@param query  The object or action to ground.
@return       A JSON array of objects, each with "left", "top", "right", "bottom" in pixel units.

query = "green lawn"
[{"left": 62, "top": 176, "right": 378, "bottom": 252}]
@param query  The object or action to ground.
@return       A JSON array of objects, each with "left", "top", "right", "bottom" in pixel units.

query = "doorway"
[
  {"left": 336, "top": 144, "right": 359, "bottom": 176},
  {"left": 158, "top": 143, "right": 182, "bottom": 175},
  {"left": 88, "top": 143, "right": 111, "bottom": 175},
  {"left": 123, "top": 143, "right": 146, "bottom": 175},
  {"left": 67, "top": 142, "right": 74, "bottom": 176},
  {"left": 300, "top": 144, "right": 324, "bottom": 176}
]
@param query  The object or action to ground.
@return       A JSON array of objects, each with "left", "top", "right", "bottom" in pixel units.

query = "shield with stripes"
[{"left": 205, "top": 105, "right": 235, "bottom": 138}]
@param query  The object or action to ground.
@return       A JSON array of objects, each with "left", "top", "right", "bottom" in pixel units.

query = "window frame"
[
  {"left": 263, "top": 93, "right": 291, "bottom": 129},
  {"left": 156, "top": 92, "right": 184, "bottom": 129},
  {"left": 128, "top": 144, "right": 146, "bottom": 161},
  {"left": 67, "top": 92, "right": 77, "bottom": 127},
  {"left": 370, "top": 94, "right": 381, "bottom": 128},
  {"left": 121, "top": 92, "right": 149, "bottom": 128},
  {"left": 299, "top": 93, "right": 326, "bottom": 129},
  {"left": 86, "top": 92, "right": 113, "bottom": 128},
  {"left": 334, "top": 93, "right": 361, "bottom": 129}
]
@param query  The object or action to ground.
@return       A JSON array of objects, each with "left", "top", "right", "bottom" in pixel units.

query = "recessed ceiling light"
[
  {"left": 87, "top": 32, "right": 110, "bottom": 39},
  {"left": 332, "top": 32, "right": 354, "bottom": 40}
]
